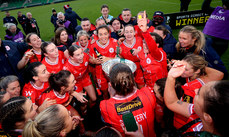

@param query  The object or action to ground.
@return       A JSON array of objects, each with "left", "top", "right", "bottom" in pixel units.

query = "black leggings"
[
  {"left": 207, "top": 35, "right": 229, "bottom": 56},
  {"left": 180, "top": 0, "right": 191, "bottom": 12}
]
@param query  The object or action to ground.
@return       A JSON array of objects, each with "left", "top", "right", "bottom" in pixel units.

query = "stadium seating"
[
  {"left": 0, "top": 0, "right": 24, "bottom": 11},
  {"left": 0, "top": 0, "right": 69, "bottom": 11}
]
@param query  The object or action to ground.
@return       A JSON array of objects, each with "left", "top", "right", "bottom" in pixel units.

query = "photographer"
[{"left": 55, "top": 12, "right": 75, "bottom": 41}]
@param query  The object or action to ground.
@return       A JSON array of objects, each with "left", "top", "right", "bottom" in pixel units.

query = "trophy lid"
[{"left": 102, "top": 58, "right": 137, "bottom": 77}]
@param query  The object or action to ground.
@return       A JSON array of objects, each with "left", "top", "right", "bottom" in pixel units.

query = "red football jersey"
[
  {"left": 38, "top": 89, "right": 70, "bottom": 107},
  {"left": 120, "top": 37, "right": 143, "bottom": 62},
  {"left": 63, "top": 53, "right": 92, "bottom": 92},
  {"left": 63, "top": 53, "right": 89, "bottom": 80},
  {"left": 174, "top": 78, "right": 205, "bottom": 129},
  {"left": 89, "top": 38, "right": 117, "bottom": 90},
  {"left": 89, "top": 38, "right": 117, "bottom": 58},
  {"left": 120, "top": 37, "right": 145, "bottom": 85},
  {"left": 41, "top": 51, "right": 65, "bottom": 73},
  {"left": 134, "top": 25, "right": 155, "bottom": 38},
  {"left": 183, "top": 104, "right": 202, "bottom": 134},
  {"left": 25, "top": 49, "right": 42, "bottom": 63},
  {"left": 138, "top": 51, "right": 163, "bottom": 88},
  {"left": 22, "top": 82, "right": 49, "bottom": 105},
  {"left": 100, "top": 87, "right": 156, "bottom": 137},
  {"left": 141, "top": 31, "right": 168, "bottom": 77}
]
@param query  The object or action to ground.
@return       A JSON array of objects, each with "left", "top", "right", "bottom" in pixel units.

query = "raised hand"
[
  {"left": 24, "top": 49, "right": 34, "bottom": 60},
  {"left": 38, "top": 98, "right": 56, "bottom": 112},
  {"left": 72, "top": 116, "right": 84, "bottom": 129},
  {"left": 73, "top": 92, "right": 88, "bottom": 103},
  {"left": 137, "top": 10, "right": 147, "bottom": 32},
  {"left": 168, "top": 61, "right": 186, "bottom": 78}
]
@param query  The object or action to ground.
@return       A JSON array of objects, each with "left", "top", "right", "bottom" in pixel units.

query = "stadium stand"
[
  {"left": 0, "top": 0, "right": 70, "bottom": 11},
  {"left": 0, "top": 0, "right": 24, "bottom": 11}
]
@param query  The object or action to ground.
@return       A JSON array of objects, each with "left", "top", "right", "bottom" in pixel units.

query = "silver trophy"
[{"left": 102, "top": 58, "right": 137, "bottom": 77}]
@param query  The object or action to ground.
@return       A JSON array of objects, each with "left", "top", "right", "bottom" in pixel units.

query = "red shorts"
[{"left": 75, "top": 73, "right": 92, "bottom": 93}]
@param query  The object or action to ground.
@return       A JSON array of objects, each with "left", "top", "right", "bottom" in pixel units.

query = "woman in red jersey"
[
  {"left": 41, "top": 42, "right": 66, "bottom": 73},
  {"left": 38, "top": 70, "right": 83, "bottom": 113},
  {"left": 137, "top": 39, "right": 164, "bottom": 88},
  {"left": 171, "top": 54, "right": 224, "bottom": 129},
  {"left": 100, "top": 63, "right": 156, "bottom": 137},
  {"left": 22, "top": 62, "right": 56, "bottom": 112},
  {"left": 63, "top": 45, "right": 96, "bottom": 102},
  {"left": 164, "top": 61, "right": 229, "bottom": 137},
  {"left": 138, "top": 11, "right": 168, "bottom": 78},
  {"left": 17, "top": 33, "right": 42, "bottom": 69},
  {"left": 38, "top": 70, "right": 86, "bottom": 134},
  {"left": 89, "top": 25, "right": 117, "bottom": 99},
  {"left": 119, "top": 24, "right": 145, "bottom": 89}
]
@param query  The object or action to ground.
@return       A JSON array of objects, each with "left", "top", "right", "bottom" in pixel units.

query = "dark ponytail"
[
  {"left": 40, "top": 42, "right": 52, "bottom": 61},
  {"left": 109, "top": 63, "right": 135, "bottom": 96},
  {"left": 24, "top": 62, "right": 43, "bottom": 83},
  {"left": 0, "top": 96, "right": 27, "bottom": 133},
  {"left": 48, "top": 70, "right": 71, "bottom": 92}
]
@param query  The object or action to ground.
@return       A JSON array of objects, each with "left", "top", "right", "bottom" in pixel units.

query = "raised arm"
[
  {"left": 137, "top": 11, "right": 163, "bottom": 61},
  {"left": 200, "top": 67, "right": 224, "bottom": 83},
  {"left": 17, "top": 49, "right": 34, "bottom": 69},
  {"left": 164, "top": 61, "right": 191, "bottom": 118}
]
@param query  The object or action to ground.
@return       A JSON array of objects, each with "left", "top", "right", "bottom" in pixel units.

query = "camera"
[{"left": 58, "top": 19, "right": 64, "bottom": 25}]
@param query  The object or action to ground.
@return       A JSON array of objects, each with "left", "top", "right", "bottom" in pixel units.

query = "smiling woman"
[
  {"left": 164, "top": 60, "right": 229, "bottom": 136},
  {"left": 17, "top": 33, "right": 42, "bottom": 70},
  {"left": 22, "top": 62, "right": 52, "bottom": 112},
  {"left": 174, "top": 25, "right": 228, "bottom": 79},
  {"left": 171, "top": 54, "right": 224, "bottom": 129},
  {"left": 23, "top": 104, "right": 81, "bottom": 137},
  {"left": 0, "top": 75, "right": 21, "bottom": 98},
  {"left": 63, "top": 45, "right": 97, "bottom": 103},
  {"left": 120, "top": 24, "right": 145, "bottom": 89},
  {"left": 89, "top": 25, "right": 117, "bottom": 99},
  {"left": 0, "top": 96, "right": 38, "bottom": 136},
  {"left": 53, "top": 27, "right": 73, "bottom": 49},
  {"left": 41, "top": 42, "right": 66, "bottom": 73}
]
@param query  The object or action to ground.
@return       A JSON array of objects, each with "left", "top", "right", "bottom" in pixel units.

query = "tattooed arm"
[{"left": 164, "top": 61, "right": 191, "bottom": 118}]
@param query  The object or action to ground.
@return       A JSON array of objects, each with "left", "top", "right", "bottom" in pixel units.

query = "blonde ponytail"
[
  {"left": 176, "top": 25, "right": 206, "bottom": 54},
  {"left": 23, "top": 120, "right": 43, "bottom": 137}
]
